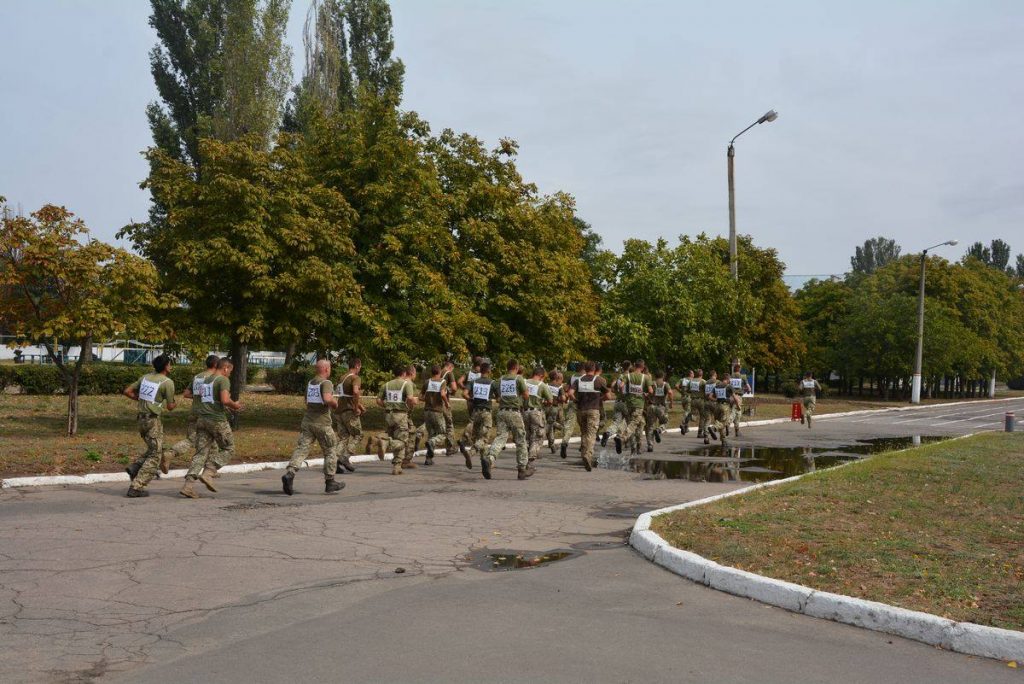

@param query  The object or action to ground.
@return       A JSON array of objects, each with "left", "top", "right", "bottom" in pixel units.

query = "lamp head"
[
  {"left": 945, "top": 239, "right": 959, "bottom": 246},
  {"left": 759, "top": 109, "right": 779, "bottom": 124}
]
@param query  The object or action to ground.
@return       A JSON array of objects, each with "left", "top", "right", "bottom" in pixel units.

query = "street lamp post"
[
  {"left": 911, "top": 239, "right": 959, "bottom": 404},
  {"left": 728, "top": 109, "right": 778, "bottom": 281}
]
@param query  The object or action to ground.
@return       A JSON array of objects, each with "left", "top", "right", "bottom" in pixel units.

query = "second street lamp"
[
  {"left": 911, "top": 239, "right": 959, "bottom": 404},
  {"left": 727, "top": 109, "right": 778, "bottom": 281}
]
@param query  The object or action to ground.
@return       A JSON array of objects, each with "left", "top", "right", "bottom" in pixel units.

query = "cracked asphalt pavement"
[{"left": 1, "top": 399, "right": 1020, "bottom": 683}]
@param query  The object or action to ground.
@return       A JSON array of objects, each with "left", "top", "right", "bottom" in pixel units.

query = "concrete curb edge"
[{"left": 628, "top": 433, "right": 1024, "bottom": 663}]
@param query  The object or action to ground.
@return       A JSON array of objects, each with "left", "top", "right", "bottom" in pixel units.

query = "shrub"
[
  {"left": 781, "top": 381, "right": 798, "bottom": 399},
  {"left": 0, "top": 362, "right": 207, "bottom": 395}
]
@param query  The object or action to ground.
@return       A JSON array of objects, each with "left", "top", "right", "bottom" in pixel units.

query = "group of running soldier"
[{"left": 119, "top": 353, "right": 823, "bottom": 498}]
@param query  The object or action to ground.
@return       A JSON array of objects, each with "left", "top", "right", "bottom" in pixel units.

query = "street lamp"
[
  {"left": 911, "top": 239, "right": 958, "bottom": 404},
  {"left": 728, "top": 109, "right": 778, "bottom": 281}
]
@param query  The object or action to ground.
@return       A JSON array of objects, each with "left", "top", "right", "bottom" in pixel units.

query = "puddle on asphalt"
[
  {"left": 596, "top": 436, "right": 951, "bottom": 484},
  {"left": 221, "top": 501, "right": 304, "bottom": 511},
  {"left": 569, "top": 540, "right": 626, "bottom": 551},
  {"left": 465, "top": 548, "right": 582, "bottom": 571}
]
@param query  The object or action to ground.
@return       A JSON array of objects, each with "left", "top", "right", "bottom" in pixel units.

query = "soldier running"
[
  {"left": 280, "top": 359, "right": 345, "bottom": 496},
  {"left": 483, "top": 359, "right": 533, "bottom": 480},
  {"left": 123, "top": 354, "right": 177, "bottom": 498}
]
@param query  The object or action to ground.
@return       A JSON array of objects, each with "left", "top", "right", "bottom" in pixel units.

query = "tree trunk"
[
  {"left": 228, "top": 334, "right": 248, "bottom": 429},
  {"left": 81, "top": 334, "right": 93, "bottom": 363},
  {"left": 284, "top": 341, "right": 297, "bottom": 366},
  {"left": 66, "top": 372, "right": 79, "bottom": 436}
]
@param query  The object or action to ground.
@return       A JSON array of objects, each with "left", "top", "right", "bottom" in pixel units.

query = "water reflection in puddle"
[
  {"left": 464, "top": 548, "right": 582, "bottom": 571},
  {"left": 597, "top": 436, "right": 950, "bottom": 483}
]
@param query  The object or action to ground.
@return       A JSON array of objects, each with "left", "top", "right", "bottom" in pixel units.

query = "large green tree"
[
  {"left": 1, "top": 201, "right": 157, "bottom": 434},
  {"left": 123, "top": 135, "right": 364, "bottom": 400}
]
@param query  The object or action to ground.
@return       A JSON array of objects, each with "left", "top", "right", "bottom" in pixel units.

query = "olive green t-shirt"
[
  {"left": 467, "top": 376, "right": 498, "bottom": 411},
  {"left": 623, "top": 372, "right": 652, "bottom": 410},
  {"left": 188, "top": 371, "right": 213, "bottom": 414},
  {"left": 131, "top": 373, "right": 175, "bottom": 416},
  {"left": 305, "top": 378, "right": 333, "bottom": 425},
  {"left": 497, "top": 374, "right": 527, "bottom": 410},
  {"left": 421, "top": 376, "right": 447, "bottom": 411},
  {"left": 197, "top": 374, "right": 231, "bottom": 422},
  {"left": 380, "top": 378, "right": 414, "bottom": 412},
  {"left": 650, "top": 380, "right": 669, "bottom": 406},
  {"left": 524, "top": 378, "right": 553, "bottom": 410},
  {"left": 337, "top": 373, "right": 361, "bottom": 412}
]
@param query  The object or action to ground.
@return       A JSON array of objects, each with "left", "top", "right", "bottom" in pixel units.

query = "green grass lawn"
[{"left": 651, "top": 432, "right": 1024, "bottom": 630}]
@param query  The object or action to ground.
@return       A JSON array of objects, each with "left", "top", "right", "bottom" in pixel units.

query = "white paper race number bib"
[
  {"left": 500, "top": 379, "right": 518, "bottom": 397},
  {"left": 715, "top": 386, "right": 728, "bottom": 399},
  {"left": 628, "top": 382, "right": 643, "bottom": 396},
  {"left": 692, "top": 383, "right": 703, "bottom": 394},
  {"left": 654, "top": 385, "right": 665, "bottom": 397},
  {"left": 577, "top": 379, "right": 596, "bottom": 393},
  {"left": 730, "top": 377, "right": 743, "bottom": 389},
  {"left": 705, "top": 384, "right": 716, "bottom": 396},
  {"left": 200, "top": 381, "right": 215, "bottom": 403},
  {"left": 527, "top": 382, "right": 540, "bottom": 397},
  {"left": 467, "top": 371, "right": 481, "bottom": 383},
  {"left": 472, "top": 382, "right": 491, "bottom": 401},
  {"left": 192, "top": 375, "right": 206, "bottom": 395},
  {"left": 138, "top": 378, "right": 162, "bottom": 404},
  {"left": 306, "top": 381, "right": 324, "bottom": 404},
  {"left": 549, "top": 385, "right": 560, "bottom": 397},
  {"left": 802, "top": 380, "right": 817, "bottom": 389},
  {"left": 385, "top": 388, "right": 404, "bottom": 403},
  {"left": 427, "top": 379, "right": 443, "bottom": 393}
]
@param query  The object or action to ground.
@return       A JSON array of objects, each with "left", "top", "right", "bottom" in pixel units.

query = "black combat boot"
[
  {"left": 282, "top": 471, "right": 295, "bottom": 496},
  {"left": 325, "top": 477, "right": 345, "bottom": 494}
]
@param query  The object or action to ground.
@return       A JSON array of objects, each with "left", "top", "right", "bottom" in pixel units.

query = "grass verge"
[{"left": 651, "top": 432, "right": 1024, "bottom": 630}]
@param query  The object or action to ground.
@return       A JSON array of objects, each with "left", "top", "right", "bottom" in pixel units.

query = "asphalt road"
[{"left": 0, "top": 397, "right": 1020, "bottom": 683}]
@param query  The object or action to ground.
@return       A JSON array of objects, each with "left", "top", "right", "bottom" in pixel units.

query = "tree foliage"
[
  {"left": 850, "top": 236, "right": 901, "bottom": 276},
  {"left": 0, "top": 200, "right": 157, "bottom": 434}
]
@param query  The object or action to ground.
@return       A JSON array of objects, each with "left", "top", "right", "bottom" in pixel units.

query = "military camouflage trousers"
[
  {"left": 130, "top": 414, "right": 171, "bottom": 490},
  {"left": 464, "top": 408, "right": 493, "bottom": 457},
  {"left": 334, "top": 409, "right": 362, "bottom": 458},
  {"left": 577, "top": 409, "right": 600, "bottom": 466},
  {"left": 170, "top": 413, "right": 200, "bottom": 457},
  {"left": 523, "top": 408, "right": 546, "bottom": 461},
  {"left": 188, "top": 417, "right": 236, "bottom": 478},
  {"left": 645, "top": 404, "right": 668, "bottom": 445},
  {"left": 619, "top": 406, "right": 646, "bottom": 451},
  {"left": 544, "top": 405, "right": 563, "bottom": 447},
  {"left": 424, "top": 410, "right": 447, "bottom": 450},
  {"left": 486, "top": 409, "right": 528, "bottom": 468},
  {"left": 287, "top": 416, "right": 339, "bottom": 476},
  {"left": 380, "top": 411, "right": 411, "bottom": 464}
]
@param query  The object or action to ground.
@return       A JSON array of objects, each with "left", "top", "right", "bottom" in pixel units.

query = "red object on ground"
[{"left": 791, "top": 401, "right": 803, "bottom": 421}]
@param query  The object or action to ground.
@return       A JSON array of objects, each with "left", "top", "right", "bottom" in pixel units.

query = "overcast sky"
[{"left": 2, "top": 0, "right": 1023, "bottom": 279}]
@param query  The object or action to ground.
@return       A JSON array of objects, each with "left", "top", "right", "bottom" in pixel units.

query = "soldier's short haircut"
[
  {"left": 655, "top": 370, "right": 665, "bottom": 379},
  {"left": 549, "top": 369, "right": 562, "bottom": 381},
  {"left": 406, "top": 364, "right": 417, "bottom": 376},
  {"left": 472, "top": 355, "right": 483, "bottom": 366},
  {"left": 635, "top": 359, "right": 645, "bottom": 370},
  {"left": 479, "top": 362, "right": 491, "bottom": 373},
  {"left": 804, "top": 371, "right": 813, "bottom": 378},
  {"left": 217, "top": 357, "right": 233, "bottom": 370},
  {"left": 205, "top": 354, "right": 219, "bottom": 369},
  {"left": 620, "top": 360, "right": 632, "bottom": 371},
  {"left": 152, "top": 354, "right": 171, "bottom": 373},
  {"left": 393, "top": 364, "right": 406, "bottom": 376},
  {"left": 507, "top": 359, "right": 519, "bottom": 371},
  {"left": 595, "top": 362, "right": 603, "bottom": 372},
  {"left": 349, "top": 357, "right": 362, "bottom": 369},
  {"left": 532, "top": 365, "right": 545, "bottom": 377},
  {"left": 430, "top": 364, "right": 441, "bottom": 376}
]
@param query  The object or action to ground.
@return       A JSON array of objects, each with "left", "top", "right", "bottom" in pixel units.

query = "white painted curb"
[{"left": 628, "top": 433, "right": 1024, "bottom": 663}]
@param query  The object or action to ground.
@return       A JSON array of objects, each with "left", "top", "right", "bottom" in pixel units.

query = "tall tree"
[
  {"left": 124, "top": 135, "right": 364, "bottom": 401},
  {"left": 1016, "top": 253, "right": 1024, "bottom": 279},
  {"left": 0, "top": 200, "right": 157, "bottom": 435},
  {"left": 966, "top": 241, "right": 992, "bottom": 265},
  {"left": 285, "top": 0, "right": 405, "bottom": 130},
  {"left": 148, "top": 0, "right": 291, "bottom": 163},
  {"left": 850, "top": 236, "right": 901, "bottom": 276},
  {"left": 990, "top": 239, "right": 1011, "bottom": 271}
]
